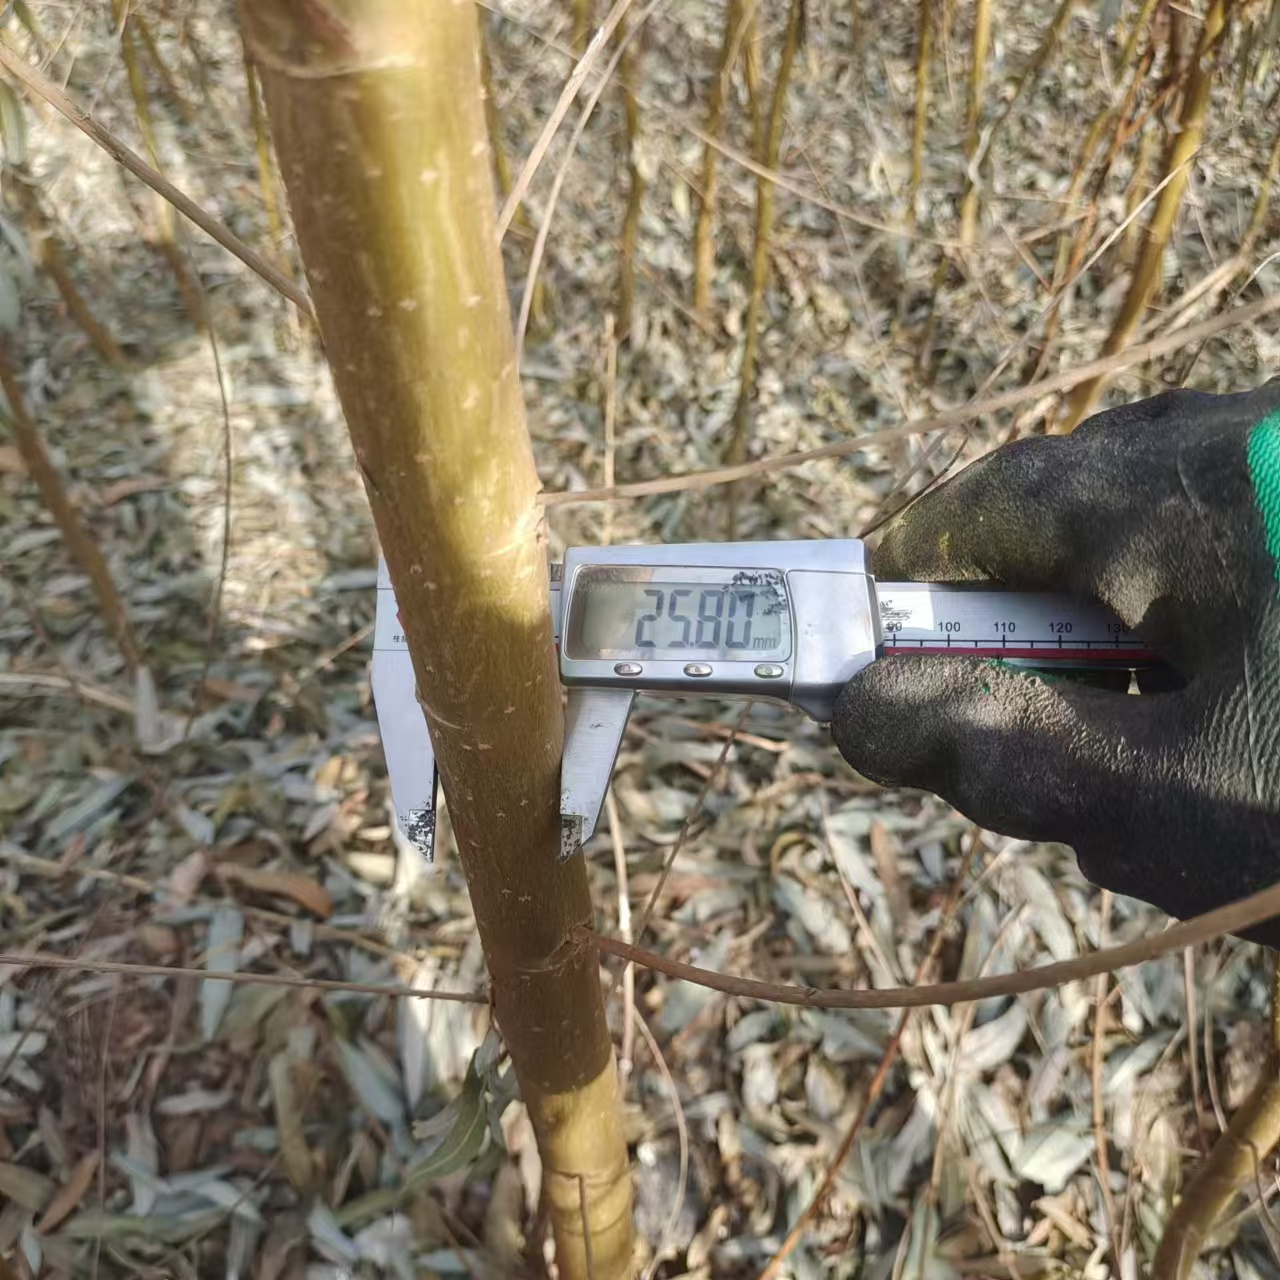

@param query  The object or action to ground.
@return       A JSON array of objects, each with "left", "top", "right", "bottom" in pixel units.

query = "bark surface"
[{"left": 241, "top": 4, "right": 633, "bottom": 1274}]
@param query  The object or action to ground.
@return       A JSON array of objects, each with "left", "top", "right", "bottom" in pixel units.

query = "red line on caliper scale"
[{"left": 883, "top": 644, "right": 1153, "bottom": 661}]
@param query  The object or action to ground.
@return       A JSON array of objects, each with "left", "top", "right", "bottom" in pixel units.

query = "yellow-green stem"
[
  {"left": 1243, "top": 117, "right": 1280, "bottom": 248},
  {"left": 724, "top": 0, "right": 804, "bottom": 535},
  {"left": 616, "top": 7, "right": 645, "bottom": 342},
  {"left": 1120, "top": 122, "right": 1159, "bottom": 266},
  {"left": 958, "top": 0, "right": 991, "bottom": 246},
  {"left": 1151, "top": 957, "right": 1280, "bottom": 1279},
  {"left": 241, "top": 5, "right": 633, "bottom": 1275},
  {"left": 1059, "top": 0, "right": 1233, "bottom": 431},
  {"left": 987, "top": 0, "right": 1077, "bottom": 151},
  {"left": 110, "top": 0, "right": 204, "bottom": 326},
  {"left": 132, "top": 12, "right": 195, "bottom": 125},
  {"left": 573, "top": 0, "right": 594, "bottom": 56},
  {"left": 1118, "top": 0, "right": 1162, "bottom": 70},
  {"left": 1034, "top": 34, "right": 1158, "bottom": 379},
  {"left": 907, "top": 0, "right": 934, "bottom": 229},
  {"left": 243, "top": 52, "right": 285, "bottom": 257}
]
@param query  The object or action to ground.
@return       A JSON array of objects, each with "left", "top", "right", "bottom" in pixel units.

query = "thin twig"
[
  {"left": 539, "top": 291, "right": 1280, "bottom": 507},
  {"left": 633, "top": 702, "right": 752, "bottom": 944},
  {"left": 515, "top": 1, "right": 656, "bottom": 360},
  {"left": 1185, "top": 945, "right": 1209, "bottom": 1153},
  {"left": 632, "top": 1006, "right": 688, "bottom": 1278},
  {"left": 911, "top": 897, "right": 1025, "bottom": 1280},
  {"left": 0, "top": 952, "right": 488, "bottom": 1004},
  {"left": 1206, "top": 956, "right": 1229, "bottom": 1135},
  {"left": 0, "top": 340, "right": 142, "bottom": 670},
  {"left": 0, "top": 35, "right": 314, "bottom": 320},
  {"left": 601, "top": 312, "right": 618, "bottom": 548},
  {"left": 756, "top": 840, "right": 979, "bottom": 1280},
  {"left": 496, "top": 0, "right": 636, "bottom": 241},
  {"left": 581, "top": 878, "right": 1280, "bottom": 1012},
  {"left": 1152, "top": 957, "right": 1280, "bottom": 1279}
]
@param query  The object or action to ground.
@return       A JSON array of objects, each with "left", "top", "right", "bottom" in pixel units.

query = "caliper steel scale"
[{"left": 373, "top": 540, "right": 1150, "bottom": 862}]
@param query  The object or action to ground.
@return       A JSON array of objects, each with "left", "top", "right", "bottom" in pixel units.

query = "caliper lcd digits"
[{"left": 373, "top": 540, "right": 1151, "bottom": 863}]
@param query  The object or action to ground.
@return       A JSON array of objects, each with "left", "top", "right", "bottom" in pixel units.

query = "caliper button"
[
  {"left": 614, "top": 662, "right": 643, "bottom": 676},
  {"left": 683, "top": 663, "right": 713, "bottom": 677},
  {"left": 754, "top": 664, "right": 784, "bottom": 679}
]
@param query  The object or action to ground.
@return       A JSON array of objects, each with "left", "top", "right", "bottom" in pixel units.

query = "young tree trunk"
[
  {"left": 240, "top": 5, "right": 634, "bottom": 1277},
  {"left": 957, "top": 0, "right": 991, "bottom": 245},
  {"left": 616, "top": 7, "right": 645, "bottom": 343},
  {"left": 907, "top": 0, "right": 934, "bottom": 228},
  {"left": 692, "top": 0, "right": 745, "bottom": 316},
  {"left": 1058, "top": 0, "right": 1233, "bottom": 432},
  {"left": 724, "top": 0, "right": 804, "bottom": 535}
]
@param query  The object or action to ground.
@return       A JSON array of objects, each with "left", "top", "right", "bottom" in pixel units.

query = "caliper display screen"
[{"left": 565, "top": 567, "right": 790, "bottom": 662}]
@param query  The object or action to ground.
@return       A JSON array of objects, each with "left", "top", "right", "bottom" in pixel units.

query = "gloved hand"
[{"left": 833, "top": 382, "right": 1280, "bottom": 947}]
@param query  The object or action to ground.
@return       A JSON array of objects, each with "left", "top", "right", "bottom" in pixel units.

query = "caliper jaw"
[
  {"left": 374, "top": 562, "right": 634, "bottom": 864},
  {"left": 372, "top": 561, "right": 440, "bottom": 861},
  {"left": 558, "top": 687, "right": 634, "bottom": 858}
]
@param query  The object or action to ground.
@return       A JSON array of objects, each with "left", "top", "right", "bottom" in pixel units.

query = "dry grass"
[{"left": 1, "top": 1, "right": 1279, "bottom": 1277}]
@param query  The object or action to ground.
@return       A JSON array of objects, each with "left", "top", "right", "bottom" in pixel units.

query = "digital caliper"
[{"left": 372, "top": 540, "right": 1151, "bottom": 862}]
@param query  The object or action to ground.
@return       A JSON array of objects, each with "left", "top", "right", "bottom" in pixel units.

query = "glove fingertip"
[{"left": 833, "top": 654, "right": 992, "bottom": 789}]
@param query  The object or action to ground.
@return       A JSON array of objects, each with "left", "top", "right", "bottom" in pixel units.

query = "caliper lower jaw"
[{"left": 558, "top": 687, "right": 635, "bottom": 859}]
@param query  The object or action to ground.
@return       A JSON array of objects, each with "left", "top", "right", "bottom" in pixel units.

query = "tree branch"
[
  {"left": 0, "top": 35, "right": 314, "bottom": 321},
  {"left": 540, "top": 291, "right": 1280, "bottom": 508},
  {"left": 580, "top": 879, "right": 1280, "bottom": 1011}
]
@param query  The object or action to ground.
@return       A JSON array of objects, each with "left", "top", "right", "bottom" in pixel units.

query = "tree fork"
[{"left": 240, "top": 4, "right": 633, "bottom": 1276}]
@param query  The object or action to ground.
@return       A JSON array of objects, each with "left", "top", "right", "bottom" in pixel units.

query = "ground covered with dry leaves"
[{"left": 2, "top": 1, "right": 1280, "bottom": 1277}]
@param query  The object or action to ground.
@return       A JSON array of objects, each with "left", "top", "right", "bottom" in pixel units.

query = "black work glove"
[{"left": 833, "top": 383, "right": 1280, "bottom": 947}]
